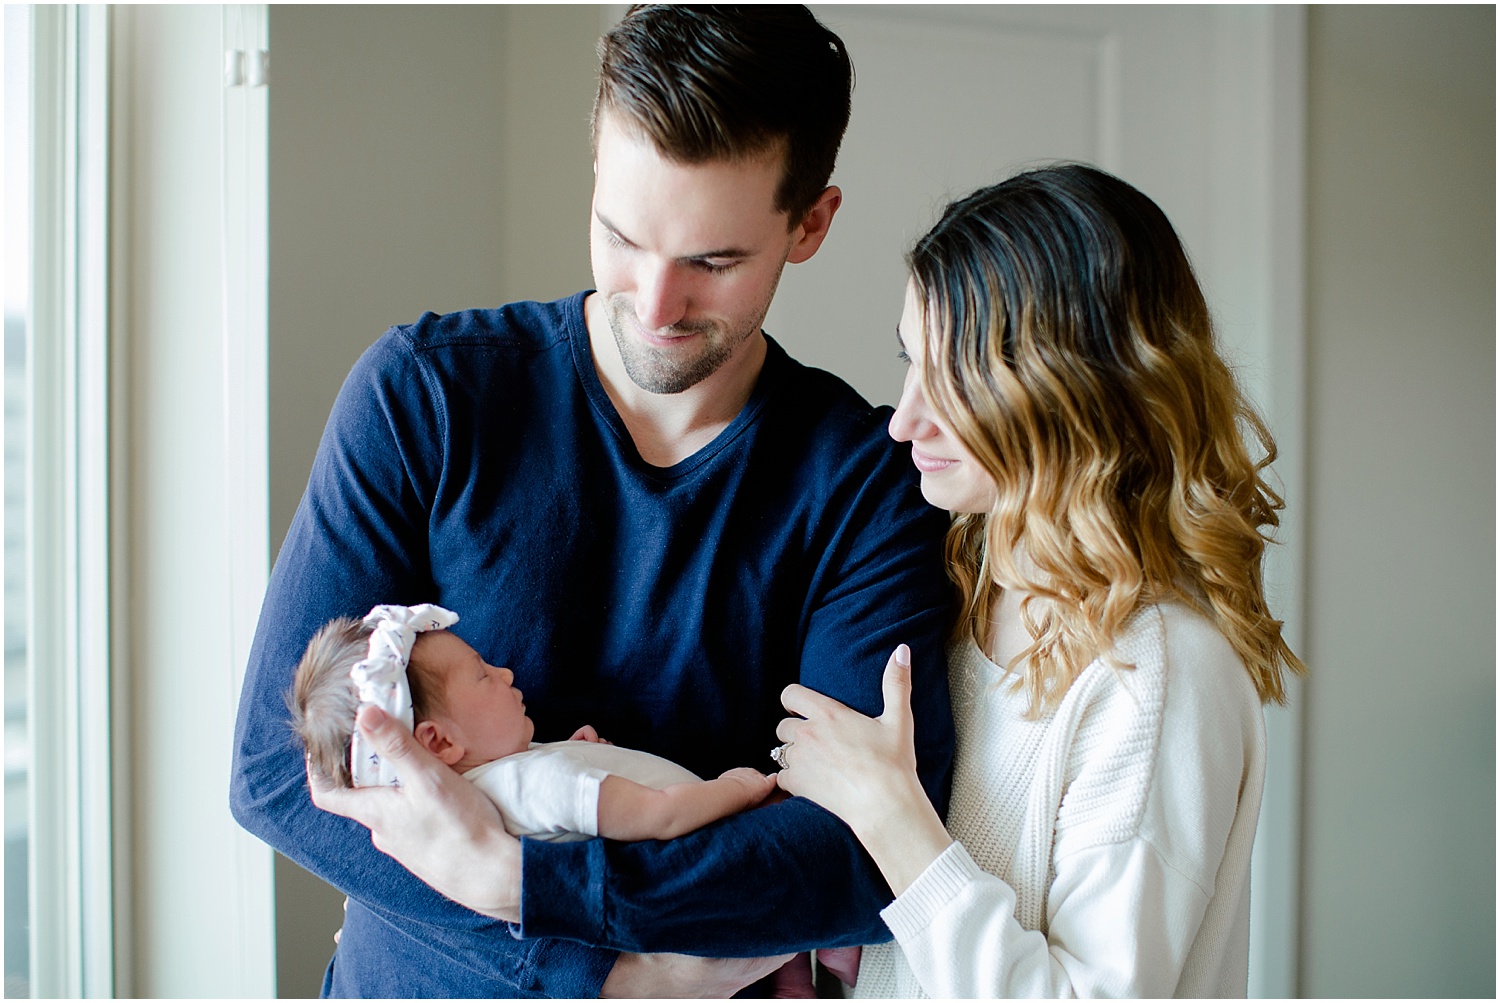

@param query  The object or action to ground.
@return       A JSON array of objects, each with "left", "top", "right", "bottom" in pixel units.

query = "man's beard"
[
  {"left": 605, "top": 302, "right": 740, "bottom": 395},
  {"left": 603, "top": 278, "right": 779, "bottom": 396}
]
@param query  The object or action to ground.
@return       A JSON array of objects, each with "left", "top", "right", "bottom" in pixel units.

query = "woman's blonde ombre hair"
[{"left": 908, "top": 165, "right": 1304, "bottom": 713}]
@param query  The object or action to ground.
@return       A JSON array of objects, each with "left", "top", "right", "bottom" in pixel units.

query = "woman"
[{"left": 773, "top": 164, "right": 1303, "bottom": 997}]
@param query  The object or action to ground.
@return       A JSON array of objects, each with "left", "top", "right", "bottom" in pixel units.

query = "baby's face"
[{"left": 419, "top": 631, "right": 534, "bottom": 764}]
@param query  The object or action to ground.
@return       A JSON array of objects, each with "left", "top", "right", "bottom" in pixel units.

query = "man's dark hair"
[{"left": 594, "top": 4, "right": 854, "bottom": 224}]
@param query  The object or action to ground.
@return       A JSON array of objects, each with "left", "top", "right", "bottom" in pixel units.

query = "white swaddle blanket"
[{"left": 348, "top": 603, "right": 459, "bottom": 787}]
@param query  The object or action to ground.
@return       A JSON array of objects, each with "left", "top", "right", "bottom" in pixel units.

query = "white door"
[{"left": 766, "top": 6, "right": 1305, "bottom": 997}]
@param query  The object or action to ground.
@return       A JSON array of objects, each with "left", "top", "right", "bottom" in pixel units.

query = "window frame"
[{"left": 24, "top": 4, "right": 114, "bottom": 996}]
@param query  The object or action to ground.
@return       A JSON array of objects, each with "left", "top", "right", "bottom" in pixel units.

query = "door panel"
[{"left": 770, "top": 5, "right": 1234, "bottom": 407}]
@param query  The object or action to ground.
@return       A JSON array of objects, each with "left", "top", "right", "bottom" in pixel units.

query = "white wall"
[
  {"left": 1299, "top": 6, "right": 1494, "bottom": 996},
  {"left": 111, "top": 5, "right": 273, "bottom": 996}
]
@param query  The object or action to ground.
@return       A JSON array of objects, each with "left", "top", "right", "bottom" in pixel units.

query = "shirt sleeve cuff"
[
  {"left": 519, "top": 834, "right": 606, "bottom": 942},
  {"left": 879, "top": 840, "right": 980, "bottom": 943}
]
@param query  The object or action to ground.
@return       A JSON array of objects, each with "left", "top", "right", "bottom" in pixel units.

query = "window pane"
[{"left": 4, "top": 3, "right": 33, "bottom": 999}]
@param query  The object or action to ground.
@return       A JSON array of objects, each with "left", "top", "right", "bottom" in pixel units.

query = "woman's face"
[{"left": 888, "top": 283, "right": 999, "bottom": 515}]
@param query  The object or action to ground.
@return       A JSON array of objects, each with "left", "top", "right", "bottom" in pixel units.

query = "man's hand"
[
  {"left": 599, "top": 951, "right": 795, "bottom": 998},
  {"left": 308, "top": 705, "right": 523, "bottom": 922}
]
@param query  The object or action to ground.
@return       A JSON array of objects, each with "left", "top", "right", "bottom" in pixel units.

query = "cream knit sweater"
[{"left": 853, "top": 602, "right": 1266, "bottom": 998}]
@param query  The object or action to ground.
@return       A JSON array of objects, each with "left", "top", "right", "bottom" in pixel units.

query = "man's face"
[{"left": 589, "top": 112, "right": 802, "bottom": 395}]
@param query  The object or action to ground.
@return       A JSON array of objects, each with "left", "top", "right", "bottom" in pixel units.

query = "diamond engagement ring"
[{"left": 770, "top": 743, "right": 792, "bottom": 770}]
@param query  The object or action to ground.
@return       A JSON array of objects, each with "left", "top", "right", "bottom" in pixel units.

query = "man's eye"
[
  {"left": 897, "top": 350, "right": 911, "bottom": 364},
  {"left": 697, "top": 260, "right": 737, "bottom": 275}
]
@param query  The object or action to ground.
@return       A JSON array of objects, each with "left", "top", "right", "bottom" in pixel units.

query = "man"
[{"left": 231, "top": 6, "right": 954, "bottom": 997}]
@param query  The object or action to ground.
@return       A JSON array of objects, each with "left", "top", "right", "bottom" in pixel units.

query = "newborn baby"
[
  {"left": 288, "top": 603, "right": 855, "bottom": 997},
  {"left": 288, "top": 604, "right": 773, "bottom": 840}
]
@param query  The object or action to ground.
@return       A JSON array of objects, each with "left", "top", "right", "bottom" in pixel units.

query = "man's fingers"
[
  {"left": 308, "top": 771, "right": 400, "bottom": 826},
  {"left": 879, "top": 643, "right": 913, "bottom": 723},
  {"left": 354, "top": 704, "right": 423, "bottom": 763},
  {"left": 307, "top": 705, "right": 438, "bottom": 825}
]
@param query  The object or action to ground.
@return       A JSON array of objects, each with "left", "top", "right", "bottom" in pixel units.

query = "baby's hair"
[{"left": 286, "top": 615, "right": 448, "bottom": 788}]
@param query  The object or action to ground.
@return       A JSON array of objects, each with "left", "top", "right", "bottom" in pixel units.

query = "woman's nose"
[
  {"left": 888, "top": 367, "right": 938, "bottom": 443},
  {"left": 634, "top": 263, "right": 689, "bottom": 331}
]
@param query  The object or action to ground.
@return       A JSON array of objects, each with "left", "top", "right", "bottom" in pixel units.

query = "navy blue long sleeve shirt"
[{"left": 230, "top": 293, "right": 955, "bottom": 997}]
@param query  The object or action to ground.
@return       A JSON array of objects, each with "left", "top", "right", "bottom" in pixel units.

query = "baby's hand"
[
  {"left": 718, "top": 766, "right": 778, "bottom": 802},
  {"left": 568, "top": 725, "right": 611, "bottom": 744}
]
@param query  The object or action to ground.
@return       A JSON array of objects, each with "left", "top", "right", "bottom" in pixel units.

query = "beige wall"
[
  {"left": 1300, "top": 6, "right": 1494, "bottom": 996},
  {"left": 268, "top": 5, "right": 597, "bottom": 547},
  {"left": 262, "top": 5, "right": 1497, "bottom": 997},
  {"left": 266, "top": 7, "right": 601, "bottom": 995}
]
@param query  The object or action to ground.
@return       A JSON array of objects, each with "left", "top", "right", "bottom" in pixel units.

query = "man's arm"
[
  {"left": 518, "top": 426, "right": 956, "bottom": 957},
  {"left": 229, "top": 331, "right": 618, "bottom": 995}
]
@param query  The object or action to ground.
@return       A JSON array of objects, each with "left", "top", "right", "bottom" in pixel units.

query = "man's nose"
[{"left": 634, "top": 262, "right": 689, "bottom": 331}]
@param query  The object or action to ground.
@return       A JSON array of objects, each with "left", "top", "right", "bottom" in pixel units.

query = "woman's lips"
[{"left": 910, "top": 448, "right": 958, "bottom": 474}]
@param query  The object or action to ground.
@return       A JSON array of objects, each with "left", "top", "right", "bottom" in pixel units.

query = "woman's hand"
[
  {"left": 600, "top": 951, "right": 795, "bottom": 998},
  {"left": 775, "top": 644, "right": 922, "bottom": 828},
  {"left": 308, "top": 704, "right": 522, "bottom": 921},
  {"left": 774, "top": 644, "right": 953, "bottom": 897}
]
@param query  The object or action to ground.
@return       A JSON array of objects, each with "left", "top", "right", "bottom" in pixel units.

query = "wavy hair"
[{"left": 908, "top": 164, "right": 1304, "bottom": 712}]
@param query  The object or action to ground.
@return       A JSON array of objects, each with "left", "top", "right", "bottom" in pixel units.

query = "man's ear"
[
  {"left": 787, "top": 185, "right": 842, "bottom": 265},
  {"left": 413, "top": 719, "right": 466, "bottom": 767}
]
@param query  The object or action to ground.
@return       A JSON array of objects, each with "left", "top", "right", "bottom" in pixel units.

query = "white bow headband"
[{"left": 349, "top": 602, "right": 459, "bottom": 788}]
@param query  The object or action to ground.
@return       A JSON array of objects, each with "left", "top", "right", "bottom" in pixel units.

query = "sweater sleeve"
[
  {"left": 228, "top": 332, "right": 617, "bottom": 997},
  {"left": 518, "top": 431, "right": 956, "bottom": 956},
  {"left": 882, "top": 837, "right": 1211, "bottom": 998},
  {"left": 876, "top": 610, "right": 1260, "bottom": 998}
]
